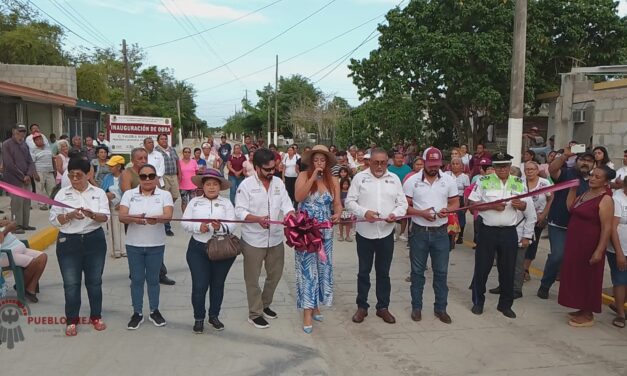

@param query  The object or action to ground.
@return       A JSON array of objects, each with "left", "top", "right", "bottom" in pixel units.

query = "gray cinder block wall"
[{"left": 0, "top": 64, "right": 77, "bottom": 98}]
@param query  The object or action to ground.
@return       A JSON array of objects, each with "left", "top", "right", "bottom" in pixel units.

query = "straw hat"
[
  {"left": 191, "top": 168, "right": 231, "bottom": 190},
  {"left": 301, "top": 145, "right": 336, "bottom": 166}
]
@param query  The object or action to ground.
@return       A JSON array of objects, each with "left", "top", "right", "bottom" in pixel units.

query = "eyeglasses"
[
  {"left": 261, "top": 166, "right": 276, "bottom": 172},
  {"left": 139, "top": 173, "right": 157, "bottom": 181},
  {"left": 371, "top": 160, "right": 387, "bottom": 166},
  {"left": 68, "top": 172, "right": 86, "bottom": 180}
]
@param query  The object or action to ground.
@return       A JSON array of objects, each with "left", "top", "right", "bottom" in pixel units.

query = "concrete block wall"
[
  {"left": 0, "top": 64, "right": 77, "bottom": 98},
  {"left": 590, "top": 90, "right": 627, "bottom": 166}
]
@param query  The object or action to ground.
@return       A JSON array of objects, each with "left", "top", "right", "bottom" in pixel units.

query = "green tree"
[
  {"left": 349, "top": 0, "right": 627, "bottom": 147},
  {"left": 0, "top": 1, "right": 68, "bottom": 65}
]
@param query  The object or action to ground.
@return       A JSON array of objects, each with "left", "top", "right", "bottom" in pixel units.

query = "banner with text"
[{"left": 107, "top": 115, "right": 172, "bottom": 153}]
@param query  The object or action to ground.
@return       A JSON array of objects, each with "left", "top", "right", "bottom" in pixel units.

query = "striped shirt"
[{"left": 156, "top": 145, "right": 179, "bottom": 175}]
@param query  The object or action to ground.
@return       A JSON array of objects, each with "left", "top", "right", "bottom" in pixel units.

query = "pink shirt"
[{"left": 179, "top": 159, "right": 198, "bottom": 190}]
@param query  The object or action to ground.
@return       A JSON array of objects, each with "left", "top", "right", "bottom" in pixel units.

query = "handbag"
[{"left": 206, "top": 227, "right": 241, "bottom": 261}]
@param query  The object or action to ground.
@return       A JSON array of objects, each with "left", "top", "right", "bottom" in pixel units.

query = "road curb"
[{"left": 27, "top": 226, "right": 58, "bottom": 251}]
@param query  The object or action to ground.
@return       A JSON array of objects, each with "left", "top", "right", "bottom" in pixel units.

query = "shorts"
[
  {"left": 607, "top": 252, "right": 627, "bottom": 286},
  {"left": 180, "top": 189, "right": 196, "bottom": 206},
  {"left": 340, "top": 209, "right": 354, "bottom": 221},
  {"left": 162, "top": 174, "right": 181, "bottom": 201}
]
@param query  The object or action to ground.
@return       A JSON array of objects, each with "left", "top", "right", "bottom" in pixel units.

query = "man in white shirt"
[
  {"left": 403, "top": 147, "right": 459, "bottom": 324},
  {"left": 612, "top": 149, "right": 627, "bottom": 190},
  {"left": 92, "top": 131, "right": 110, "bottom": 150},
  {"left": 345, "top": 148, "right": 408, "bottom": 324},
  {"left": 143, "top": 137, "right": 165, "bottom": 187},
  {"left": 30, "top": 132, "right": 56, "bottom": 210},
  {"left": 235, "top": 148, "right": 294, "bottom": 330}
]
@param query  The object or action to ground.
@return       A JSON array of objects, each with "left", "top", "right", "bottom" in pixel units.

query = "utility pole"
[
  {"left": 176, "top": 98, "right": 182, "bottom": 147},
  {"left": 122, "top": 39, "right": 130, "bottom": 115},
  {"left": 506, "top": 0, "right": 528, "bottom": 166},
  {"left": 274, "top": 54, "right": 279, "bottom": 146},
  {"left": 267, "top": 89, "right": 271, "bottom": 145}
]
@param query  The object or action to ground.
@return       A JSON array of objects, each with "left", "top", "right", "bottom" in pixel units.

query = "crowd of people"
[{"left": 2, "top": 124, "right": 627, "bottom": 336}]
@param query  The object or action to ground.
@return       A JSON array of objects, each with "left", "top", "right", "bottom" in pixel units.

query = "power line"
[
  {"left": 161, "top": 0, "right": 245, "bottom": 88},
  {"left": 312, "top": 31, "right": 379, "bottom": 83},
  {"left": 145, "top": 0, "right": 284, "bottom": 49},
  {"left": 62, "top": 0, "right": 115, "bottom": 47},
  {"left": 49, "top": 0, "right": 112, "bottom": 47},
  {"left": 26, "top": 0, "right": 102, "bottom": 48},
  {"left": 182, "top": 0, "right": 337, "bottom": 81},
  {"left": 195, "top": 12, "right": 383, "bottom": 93}
]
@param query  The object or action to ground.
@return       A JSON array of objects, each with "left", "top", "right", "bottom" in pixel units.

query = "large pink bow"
[{"left": 284, "top": 211, "right": 332, "bottom": 262}]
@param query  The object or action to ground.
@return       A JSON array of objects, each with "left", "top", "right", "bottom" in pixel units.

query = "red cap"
[
  {"left": 32, "top": 131, "right": 42, "bottom": 138},
  {"left": 423, "top": 147, "right": 442, "bottom": 167}
]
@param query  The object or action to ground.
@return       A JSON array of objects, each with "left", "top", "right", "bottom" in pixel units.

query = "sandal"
[
  {"left": 568, "top": 317, "right": 594, "bottom": 327},
  {"left": 612, "top": 316, "right": 625, "bottom": 328},
  {"left": 90, "top": 318, "right": 107, "bottom": 331},
  {"left": 609, "top": 303, "right": 618, "bottom": 314},
  {"left": 65, "top": 324, "right": 77, "bottom": 336},
  {"left": 523, "top": 270, "right": 531, "bottom": 282}
]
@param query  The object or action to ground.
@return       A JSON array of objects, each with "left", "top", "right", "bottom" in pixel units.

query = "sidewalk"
[{"left": 1, "top": 205, "right": 627, "bottom": 375}]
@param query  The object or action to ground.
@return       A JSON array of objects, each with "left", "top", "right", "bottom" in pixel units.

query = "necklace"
[{"left": 574, "top": 189, "right": 604, "bottom": 207}]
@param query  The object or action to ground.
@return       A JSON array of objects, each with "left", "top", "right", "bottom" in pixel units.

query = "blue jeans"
[
  {"left": 186, "top": 238, "right": 236, "bottom": 319},
  {"left": 228, "top": 175, "right": 244, "bottom": 204},
  {"left": 126, "top": 245, "right": 165, "bottom": 313},
  {"left": 540, "top": 225, "right": 567, "bottom": 290},
  {"left": 409, "top": 224, "right": 450, "bottom": 312},
  {"left": 56, "top": 228, "right": 107, "bottom": 325}
]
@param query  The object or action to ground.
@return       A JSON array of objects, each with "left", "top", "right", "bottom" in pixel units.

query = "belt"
[
  {"left": 412, "top": 223, "right": 447, "bottom": 232},
  {"left": 482, "top": 225, "right": 516, "bottom": 230}
]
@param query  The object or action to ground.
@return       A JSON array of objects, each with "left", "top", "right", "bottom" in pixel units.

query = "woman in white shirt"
[
  {"left": 522, "top": 161, "right": 554, "bottom": 281},
  {"left": 608, "top": 175, "right": 627, "bottom": 328},
  {"left": 119, "top": 164, "right": 174, "bottom": 330},
  {"left": 181, "top": 169, "right": 236, "bottom": 334},
  {"left": 282, "top": 146, "right": 299, "bottom": 204},
  {"left": 445, "top": 157, "right": 470, "bottom": 244},
  {"left": 50, "top": 157, "right": 110, "bottom": 337}
]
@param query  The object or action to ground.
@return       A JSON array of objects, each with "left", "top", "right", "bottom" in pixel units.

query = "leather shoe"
[
  {"left": 434, "top": 311, "right": 452, "bottom": 324},
  {"left": 376, "top": 309, "right": 396, "bottom": 324},
  {"left": 513, "top": 291, "right": 523, "bottom": 299},
  {"left": 352, "top": 308, "right": 368, "bottom": 323},
  {"left": 489, "top": 286, "right": 501, "bottom": 294},
  {"left": 159, "top": 276, "right": 176, "bottom": 285},
  {"left": 497, "top": 307, "right": 516, "bottom": 318},
  {"left": 410, "top": 309, "right": 422, "bottom": 322},
  {"left": 23, "top": 225, "right": 36, "bottom": 231},
  {"left": 471, "top": 305, "right": 483, "bottom": 315}
]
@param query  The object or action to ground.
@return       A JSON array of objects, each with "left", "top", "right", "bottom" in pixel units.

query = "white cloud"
[
  {"left": 157, "top": 0, "right": 265, "bottom": 21},
  {"left": 83, "top": 0, "right": 153, "bottom": 14},
  {"left": 618, "top": 0, "right": 627, "bottom": 17}
]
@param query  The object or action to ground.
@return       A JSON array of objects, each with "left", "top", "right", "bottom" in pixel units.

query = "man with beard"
[
  {"left": 468, "top": 152, "right": 527, "bottom": 318},
  {"left": 403, "top": 147, "right": 459, "bottom": 324},
  {"left": 345, "top": 148, "right": 408, "bottom": 324},
  {"left": 537, "top": 148, "right": 595, "bottom": 300},
  {"left": 235, "top": 148, "right": 294, "bottom": 329}
]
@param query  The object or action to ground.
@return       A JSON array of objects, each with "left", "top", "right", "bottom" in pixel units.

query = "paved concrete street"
[{"left": 1, "top": 198, "right": 627, "bottom": 376}]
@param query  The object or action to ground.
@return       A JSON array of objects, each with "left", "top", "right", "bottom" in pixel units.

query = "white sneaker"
[{"left": 399, "top": 235, "right": 408, "bottom": 242}]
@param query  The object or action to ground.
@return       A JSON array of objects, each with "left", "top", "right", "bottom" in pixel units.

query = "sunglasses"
[
  {"left": 261, "top": 166, "right": 276, "bottom": 172},
  {"left": 139, "top": 173, "right": 157, "bottom": 181}
]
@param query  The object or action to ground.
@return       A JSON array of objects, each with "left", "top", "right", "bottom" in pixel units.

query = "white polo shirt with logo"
[
  {"left": 120, "top": 187, "right": 174, "bottom": 247},
  {"left": 403, "top": 170, "right": 458, "bottom": 227}
]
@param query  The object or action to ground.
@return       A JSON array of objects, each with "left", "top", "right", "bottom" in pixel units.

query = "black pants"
[
  {"left": 284, "top": 176, "right": 297, "bottom": 205},
  {"left": 355, "top": 231, "right": 394, "bottom": 310},
  {"left": 471, "top": 225, "right": 518, "bottom": 310}
]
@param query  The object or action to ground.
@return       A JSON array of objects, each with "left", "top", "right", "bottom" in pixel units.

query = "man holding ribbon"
[
  {"left": 345, "top": 148, "right": 408, "bottom": 324},
  {"left": 235, "top": 148, "right": 294, "bottom": 330},
  {"left": 403, "top": 147, "right": 459, "bottom": 324},
  {"left": 468, "top": 152, "right": 527, "bottom": 319}
]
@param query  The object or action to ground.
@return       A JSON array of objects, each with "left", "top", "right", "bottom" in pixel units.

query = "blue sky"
[{"left": 32, "top": 0, "right": 627, "bottom": 127}]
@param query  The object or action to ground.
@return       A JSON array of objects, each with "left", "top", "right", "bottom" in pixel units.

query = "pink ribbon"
[{"left": 283, "top": 211, "right": 332, "bottom": 262}]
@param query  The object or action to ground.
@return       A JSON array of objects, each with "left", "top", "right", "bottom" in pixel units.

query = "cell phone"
[{"left": 571, "top": 144, "right": 586, "bottom": 153}]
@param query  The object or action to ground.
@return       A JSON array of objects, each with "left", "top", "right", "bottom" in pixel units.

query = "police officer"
[{"left": 468, "top": 152, "right": 527, "bottom": 318}]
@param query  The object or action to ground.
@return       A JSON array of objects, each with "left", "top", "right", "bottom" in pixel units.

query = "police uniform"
[{"left": 468, "top": 153, "right": 526, "bottom": 316}]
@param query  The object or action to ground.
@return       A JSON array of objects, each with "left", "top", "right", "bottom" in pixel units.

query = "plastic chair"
[{"left": 1, "top": 248, "right": 26, "bottom": 303}]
